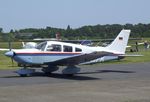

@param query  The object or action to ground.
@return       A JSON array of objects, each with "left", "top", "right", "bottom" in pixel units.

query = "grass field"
[
  {"left": 0, "top": 51, "right": 18, "bottom": 69},
  {"left": 103, "top": 50, "right": 150, "bottom": 64},
  {"left": 0, "top": 41, "right": 150, "bottom": 69},
  {"left": 0, "top": 42, "right": 22, "bottom": 49}
]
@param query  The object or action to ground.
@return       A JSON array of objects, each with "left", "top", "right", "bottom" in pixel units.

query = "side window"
[
  {"left": 75, "top": 47, "right": 82, "bottom": 52},
  {"left": 63, "top": 45, "right": 72, "bottom": 52},
  {"left": 46, "top": 45, "right": 53, "bottom": 51},
  {"left": 47, "top": 44, "right": 61, "bottom": 52}
]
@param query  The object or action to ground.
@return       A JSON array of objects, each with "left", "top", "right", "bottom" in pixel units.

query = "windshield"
[{"left": 36, "top": 42, "right": 47, "bottom": 51}]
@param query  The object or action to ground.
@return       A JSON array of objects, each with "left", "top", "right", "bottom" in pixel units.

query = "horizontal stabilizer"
[{"left": 119, "top": 54, "right": 143, "bottom": 57}]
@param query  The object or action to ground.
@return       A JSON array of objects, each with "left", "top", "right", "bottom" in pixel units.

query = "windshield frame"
[{"left": 36, "top": 42, "right": 47, "bottom": 51}]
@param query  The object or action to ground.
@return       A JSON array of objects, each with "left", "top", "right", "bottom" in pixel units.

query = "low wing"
[{"left": 45, "top": 51, "right": 112, "bottom": 66}]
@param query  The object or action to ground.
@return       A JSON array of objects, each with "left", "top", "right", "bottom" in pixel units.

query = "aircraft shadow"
[
  {"left": 1, "top": 72, "right": 100, "bottom": 81},
  {"left": 0, "top": 75, "right": 21, "bottom": 78},
  {"left": 33, "top": 72, "right": 100, "bottom": 80},
  {"left": 0, "top": 69, "right": 135, "bottom": 80},
  {"left": 78, "top": 69, "right": 135, "bottom": 74}
]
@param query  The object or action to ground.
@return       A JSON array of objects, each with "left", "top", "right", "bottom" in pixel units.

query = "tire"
[{"left": 19, "top": 74, "right": 28, "bottom": 77}]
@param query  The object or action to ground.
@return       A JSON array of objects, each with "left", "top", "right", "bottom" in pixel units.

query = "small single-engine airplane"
[{"left": 5, "top": 29, "right": 131, "bottom": 76}]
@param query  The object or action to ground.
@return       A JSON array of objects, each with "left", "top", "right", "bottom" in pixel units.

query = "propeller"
[
  {"left": 8, "top": 33, "right": 14, "bottom": 66},
  {"left": 10, "top": 52, "right": 14, "bottom": 66}
]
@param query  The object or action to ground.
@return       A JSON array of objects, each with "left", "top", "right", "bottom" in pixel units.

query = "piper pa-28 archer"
[{"left": 5, "top": 29, "right": 131, "bottom": 76}]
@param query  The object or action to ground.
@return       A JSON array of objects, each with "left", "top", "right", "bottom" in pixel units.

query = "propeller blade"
[{"left": 11, "top": 58, "right": 14, "bottom": 66}]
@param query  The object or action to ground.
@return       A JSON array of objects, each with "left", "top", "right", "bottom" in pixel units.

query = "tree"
[
  {"left": 0, "top": 28, "right": 3, "bottom": 33},
  {"left": 67, "top": 25, "right": 71, "bottom": 30},
  {"left": 10, "top": 29, "right": 14, "bottom": 33},
  {"left": 6, "top": 23, "right": 150, "bottom": 41}
]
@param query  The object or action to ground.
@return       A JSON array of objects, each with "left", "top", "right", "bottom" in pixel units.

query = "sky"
[{"left": 0, "top": 0, "right": 150, "bottom": 32}]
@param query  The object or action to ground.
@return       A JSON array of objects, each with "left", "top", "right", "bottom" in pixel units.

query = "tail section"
[{"left": 106, "top": 29, "right": 131, "bottom": 54}]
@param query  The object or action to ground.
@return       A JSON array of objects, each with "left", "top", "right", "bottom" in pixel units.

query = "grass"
[
  {"left": 0, "top": 51, "right": 18, "bottom": 69},
  {"left": 0, "top": 42, "right": 20, "bottom": 69},
  {"left": 103, "top": 50, "right": 150, "bottom": 64},
  {"left": 124, "top": 51, "right": 150, "bottom": 63},
  {"left": 0, "top": 42, "right": 22, "bottom": 49}
]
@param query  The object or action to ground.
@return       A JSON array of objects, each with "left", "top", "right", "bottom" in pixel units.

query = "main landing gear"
[
  {"left": 42, "top": 65, "right": 80, "bottom": 76},
  {"left": 42, "top": 65, "right": 59, "bottom": 75},
  {"left": 16, "top": 65, "right": 80, "bottom": 77},
  {"left": 62, "top": 65, "right": 81, "bottom": 76}
]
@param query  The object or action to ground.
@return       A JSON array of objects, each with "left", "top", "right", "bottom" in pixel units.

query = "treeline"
[{"left": 0, "top": 23, "right": 150, "bottom": 41}]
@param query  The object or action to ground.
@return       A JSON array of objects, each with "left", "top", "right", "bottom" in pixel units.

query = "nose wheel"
[{"left": 16, "top": 67, "right": 35, "bottom": 77}]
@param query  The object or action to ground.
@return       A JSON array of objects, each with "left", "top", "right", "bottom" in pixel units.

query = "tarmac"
[{"left": 0, "top": 62, "right": 150, "bottom": 102}]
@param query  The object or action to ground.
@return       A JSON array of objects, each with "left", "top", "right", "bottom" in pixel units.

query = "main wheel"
[
  {"left": 19, "top": 74, "right": 28, "bottom": 77},
  {"left": 42, "top": 66, "right": 59, "bottom": 74}
]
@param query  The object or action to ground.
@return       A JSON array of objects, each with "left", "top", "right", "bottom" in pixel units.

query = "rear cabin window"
[
  {"left": 75, "top": 47, "right": 82, "bottom": 52},
  {"left": 46, "top": 44, "right": 61, "bottom": 52},
  {"left": 63, "top": 45, "right": 72, "bottom": 52}
]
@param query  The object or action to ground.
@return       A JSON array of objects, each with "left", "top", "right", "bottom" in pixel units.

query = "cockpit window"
[
  {"left": 75, "top": 47, "right": 82, "bottom": 52},
  {"left": 63, "top": 45, "right": 72, "bottom": 52},
  {"left": 36, "top": 42, "right": 47, "bottom": 51},
  {"left": 46, "top": 44, "right": 61, "bottom": 52}
]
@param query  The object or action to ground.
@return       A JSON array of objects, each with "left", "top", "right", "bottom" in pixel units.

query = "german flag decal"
[{"left": 119, "top": 37, "right": 123, "bottom": 40}]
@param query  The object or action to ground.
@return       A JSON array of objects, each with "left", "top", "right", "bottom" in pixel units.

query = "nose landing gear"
[{"left": 16, "top": 67, "right": 35, "bottom": 77}]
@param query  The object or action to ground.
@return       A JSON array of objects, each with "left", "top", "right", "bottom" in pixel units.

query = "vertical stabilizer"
[{"left": 106, "top": 29, "right": 131, "bottom": 54}]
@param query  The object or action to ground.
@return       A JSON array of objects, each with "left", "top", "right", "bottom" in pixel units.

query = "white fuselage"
[{"left": 12, "top": 41, "right": 120, "bottom": 65}]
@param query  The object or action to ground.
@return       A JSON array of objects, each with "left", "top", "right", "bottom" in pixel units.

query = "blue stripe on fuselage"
[{"left": 16, "top": 53, "right": 81, "bottom": 56}]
